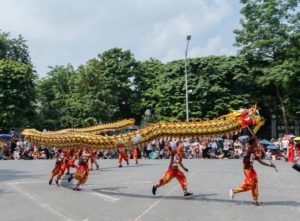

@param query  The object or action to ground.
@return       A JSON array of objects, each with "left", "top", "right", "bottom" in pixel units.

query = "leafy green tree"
[
  {"left": 0, "top": 60, "right": 35, "bottom": 129},
  {"left": 36, "top": 64, "right": 75, "bottom": 129},
  {"left": 234, "top": 0, "right": 300, "bottom": 133},
  {"left": 153, "top": 56, "right": 253, "bottom": 121},
  {"left": 0, "top": 31, "right": 35, "bottom": 130},
  {"left": 0, "top": 30, "right": 31, "bottom": 65}
]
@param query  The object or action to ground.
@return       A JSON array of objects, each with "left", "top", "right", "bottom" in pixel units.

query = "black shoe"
[
  {"left": 184, "top": 192, "right": 193, "bottom": 198},
  {"left": 96, "top": 165, "right": 99, "bottom": 170},
  {"left": 68, "top": 175, "right": 73, "bottom": 182},
  {"left": 73, "top": 186, "right": 81, "bottom": 191},
  {"left": 119, "top": 165, "right": 122, "bottom": 168},
  {"left": 49, "top": 179, "right": 53, "bottom": 185},
  {"left": 66, "top": 172, "right": 70, "bottom": 175},
  {"left": 152, "top": 185, "right": 157, "bottom": 195},
  {"left": 55, "top": 179, "right": 59, "bottom": 186},
  {"left": 127, "top": 161, "right": 129, "bottom": 166},
  {"left": 252, "top": 201, "right": 263, "bottom": 206}
]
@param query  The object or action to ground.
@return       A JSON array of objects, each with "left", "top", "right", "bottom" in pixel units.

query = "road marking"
[
  {"left": 133, "top": 170, "right": 199, "bottom": 221},
  {"left": 7, "top": 183, "right": 75, "bottom": 221}
]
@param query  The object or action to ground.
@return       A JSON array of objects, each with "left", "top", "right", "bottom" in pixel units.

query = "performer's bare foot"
[
  {"left": 152, "top": 185, "right": 157, "bottom": 195},
  {"left": 184, "top": 192, "right": 193, "bottom": 198}
]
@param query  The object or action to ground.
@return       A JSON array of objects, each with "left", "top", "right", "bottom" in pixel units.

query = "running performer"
[
  {"left": 230, "top": 136, "right": 276, "bottom": 205},
  {"left": 68, "top": 151, "right": 90, "bottom": 191},
  {"left": 117, "top": 143, "right": 129, "bottom": 167},
  {"left": 49, "top": 149, "right": 68, "bottom": 186},
  {"left": 152, "top": 141, "right": 193, "bottom": 198}
]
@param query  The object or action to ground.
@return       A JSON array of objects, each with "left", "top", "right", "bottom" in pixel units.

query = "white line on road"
[
  {"left": 133, "top": 170, "right": 199, "bottom": 221},
  {"left": 7, "top": 183, "right": 76, "bottom": 221}
]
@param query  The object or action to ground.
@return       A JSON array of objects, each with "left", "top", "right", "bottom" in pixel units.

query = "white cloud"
[{"left": 0, "top": 0, "right": 241, "bottom": 75}]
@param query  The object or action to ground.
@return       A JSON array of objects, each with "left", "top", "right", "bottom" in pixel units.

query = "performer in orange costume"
[
  {"left": 118, "top": 144, "right": 129, "bottom": 167},
  {"left": 49, "top": 149, "right": 68, "bottom": 186},
  {"left": 132, "top": 147, "right": 138, "bottom": 165},
  {"left": 230, "top": 136, "right": 275, "bottom": 205},
  {"left": 152, "top": 141, "right": 193, "bottom": 198},
  {"left": 89, "top": 148, "right": 99, "bottom": 170},
  {"left": 68, "top": 151, "right": 90, "bottom": 191},
  {"left": 66, "top": 148, "right": 77, "bottom": 175}
]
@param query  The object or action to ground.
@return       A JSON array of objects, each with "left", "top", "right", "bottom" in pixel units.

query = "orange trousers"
[
  {"left": 51, "top": 162, "right": 67, "bottom": 177},
  {"left": 158, "top": 167, "right": 187, "bottom": 191},
  {"left": 234, "top": 168, "right": 258, "bottom": 201},
  {"left": 133, "top": 150, "right": 138, "bottom": 161},
  {"left": 118, "top": 153, "right": 128, "bottom": 164},
  {"left": 66, "top": 156, "right": 76, "bottom": 170}
]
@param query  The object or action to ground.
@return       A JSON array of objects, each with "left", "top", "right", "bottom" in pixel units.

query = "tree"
[
  {"left": 0, "top": 30, "right": 31, "bottom": 65},
  {"left": 36, "top": 64, "right": 75, "bottom": 129},
  {"left": 234, "top": 0, "right": 300, "bottom": 133},
  {"left": 0, "top": 31, "right": 35, "bottom": 130},
  {"left": 0, "top": 60, "right": 35, "bottom": 129},
  {"left": 153, "top": 56, "right": 253, "bottom": 121}
]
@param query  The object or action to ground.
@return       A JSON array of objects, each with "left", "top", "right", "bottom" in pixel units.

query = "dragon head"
[{"left": 230, "top": 104, "right": 265, "bottom": 134}]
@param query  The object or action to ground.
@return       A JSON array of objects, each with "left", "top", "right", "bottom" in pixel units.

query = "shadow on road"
[
  {"left": 0, "top": 169, "right": 42, "bottom": 182},
  {"left": 87, "top": 186, "right": 300, "bottom": 206}
]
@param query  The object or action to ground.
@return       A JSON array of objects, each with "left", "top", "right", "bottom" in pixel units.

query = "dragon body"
[{"left": 22, "top": 106, "right": 264, "bottom": 149}]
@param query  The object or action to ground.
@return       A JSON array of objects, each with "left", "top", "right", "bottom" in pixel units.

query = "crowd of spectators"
[{"left": 1, "top": 137, "right": 299, "bottom": 161}]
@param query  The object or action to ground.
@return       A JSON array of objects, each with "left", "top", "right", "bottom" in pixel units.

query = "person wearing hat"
[{"left": 152, "top": 141, "right": 193, "bottom": 198}]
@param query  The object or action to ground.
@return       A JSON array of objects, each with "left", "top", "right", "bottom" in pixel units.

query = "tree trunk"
[{"left": 275, "top": 84, "right": 289, "bottom": 134}]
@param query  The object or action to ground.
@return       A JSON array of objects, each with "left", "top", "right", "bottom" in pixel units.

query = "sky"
[{"left": 0, "top": 0, "right": 243, "bottom": 76}]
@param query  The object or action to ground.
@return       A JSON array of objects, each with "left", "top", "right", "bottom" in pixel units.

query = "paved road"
[{"left": 0, "top": 159, "right": 300, "bottom": 221}]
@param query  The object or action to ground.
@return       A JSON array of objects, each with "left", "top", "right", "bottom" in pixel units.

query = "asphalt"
[{"left": 0, "top": 159, "right": 300, "bottom": 221}]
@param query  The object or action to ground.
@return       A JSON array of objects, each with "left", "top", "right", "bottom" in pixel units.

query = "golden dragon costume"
[{"left": 22, "top": 105, "right": 264, "bottom": 149}]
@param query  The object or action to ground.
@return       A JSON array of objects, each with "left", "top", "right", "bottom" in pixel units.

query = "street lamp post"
[{"left": 185, "top": 35, "right": 191, "bottom": 122}]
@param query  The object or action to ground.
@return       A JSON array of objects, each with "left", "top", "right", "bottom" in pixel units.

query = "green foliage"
[
  {"left": 153, "top": 56, "right": 253, "bottom": 120},
  {"left": 235, "top": 0, "right": 300, "bottom": 132},
  {"left": 0, "top": 30, "right": 31, "bottom": 65},
  {"left": 0, "top": 31, "right": 35, "bottom": 130},
  {"left": 0, "top": 60, "right": 35, "bottom": 128}
]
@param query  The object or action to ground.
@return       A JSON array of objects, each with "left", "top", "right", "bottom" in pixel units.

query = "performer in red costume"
[
  {"left": 152, "top": 141, "right": 193, "bottom": 198},
  {"left": 132, "top": 147, "right": 138, "bottom": 165},
  {"left": 118, "top": 143, "right": 129, "bottom": 167},
  {"left": 288, "top": 139, "right": 295, "bottom": 163},
  {"left": 89, "top": 148, "right": 99, "bottom": 170},
  {"left": 230, "top": 136, "right": 276, "bottom": 205},
  {"left": 66, "top": 148, "right": 77, "bottom": 175},
  {"left": 68, "top": 151, "right": 90, "bottom": 191},
  {"left": 49, "top": 149, "right": 68, "bottom": 186}
]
